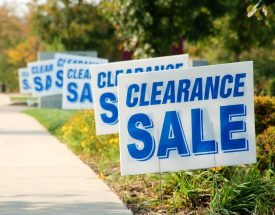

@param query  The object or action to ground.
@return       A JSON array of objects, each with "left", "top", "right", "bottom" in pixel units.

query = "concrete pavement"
[{"left": 0, "top": 94, "right": 131, "bottom": 215}]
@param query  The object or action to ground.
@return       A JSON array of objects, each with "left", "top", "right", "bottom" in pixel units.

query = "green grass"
[
  {"left": 24, "top": 109, "right": 76, "bottom": 135},
  {"left": 210, "top": 167, "right": 275, "bottom": 214},
  {"left": 10, "top": 96, "right": 38, "bottom": 103}
]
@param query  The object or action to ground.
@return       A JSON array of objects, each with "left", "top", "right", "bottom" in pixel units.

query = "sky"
[
  {"left": 0, "top": 0, "right": 30, "bottom": 17},
  {"left": 0, "top": 0, "right": 99, "bottom": 17}
]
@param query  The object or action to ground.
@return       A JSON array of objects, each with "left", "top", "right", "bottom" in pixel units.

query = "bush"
[
  {"left": 257, "top": 126, "right": 275, "bottom": 171},
  {"left": 210, "top": 167, "right": 275, "bottom": 214},
  {"left": 254, "top": 96, "right": 275, "bottom": 134},
  {"left": 59, "top": 110, "right": 119, "bottom": 172},
  {"left": 268, "top": 79, "right": 275, "bottom": 96}
]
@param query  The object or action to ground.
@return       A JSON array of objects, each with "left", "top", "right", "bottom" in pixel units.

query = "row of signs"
[{"left": 19, "top": 53, "right": 256, "bottom": 175}]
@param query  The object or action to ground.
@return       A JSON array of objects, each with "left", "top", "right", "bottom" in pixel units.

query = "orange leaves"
[
  {"left": 6, "top": 36, "right": 44, "bottom": 68},
  {"left": 99, "top": 172, "right": 106, "bottom": 180}
]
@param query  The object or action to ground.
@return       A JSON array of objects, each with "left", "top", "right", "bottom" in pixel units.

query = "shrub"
[
  {"left": 254, "top": 96, "right": 275, "bottom": 134},
  {"left": 59, "top": 110, "right": 119, "bottom": 172},
  {"left": 268, "top": 79, "right": 275, "bottom": 96},
  {"left": 257, "top": 126, "right": 275, "bottom": 171}
]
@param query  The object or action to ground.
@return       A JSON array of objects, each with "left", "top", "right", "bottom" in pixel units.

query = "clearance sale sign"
[{"left": 118, "top": 62, "right": 256, "bottom": 176}]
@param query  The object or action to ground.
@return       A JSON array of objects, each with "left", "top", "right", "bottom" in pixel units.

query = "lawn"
[
  {"left": 24, "top": 109, "right": 76, "bottom": 134},
  {"left": 10, "top": 96, "right": 38, "bottom": 104}
]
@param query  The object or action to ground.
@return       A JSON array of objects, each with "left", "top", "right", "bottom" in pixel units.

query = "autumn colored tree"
[
  {"left": 5, "top": 35, "right": 44, "bottom": 91},
  {"left": 0, "top": 6, "right": 22, "bottom": 55},
  {"left": 0, "top": 5, "right": 25, "bottom": 91},
  {"left": 7, "top": 36, "right": 43, "bottom": 68}
]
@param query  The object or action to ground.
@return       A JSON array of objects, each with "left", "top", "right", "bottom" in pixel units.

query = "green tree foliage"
[
  {"left": 189, "top": 0, "right": 274, "bottom": 93},
  {"left": 29, "top": 0, "right": 120, "bottom": 60},
  {"left": 247, "top": 0, "right": 274, "bottom": 20},
  {"left": 269, "top": 79, "right": 275, "bottom": 96},
  {"left": 216, "top": 0, "right": 274, "bottom": 61},
  {"left": 99, "top": 0, "right": 226, "bottom": 58}
]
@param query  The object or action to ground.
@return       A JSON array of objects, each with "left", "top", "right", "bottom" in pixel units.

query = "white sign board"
[
  {"left": 62, "top": 64, "right": 94, "bottom": 109},
  {"left": 118, "top": 61, "right": 256, "bottom": 176},
  {"left": 54, "top": 53, "right": 108, "bottom": 95},
  {"left": 28, "top": 60, "right": 55, "bottom": 97},
  {"left": 18, "top": 68, "right": 32, "bottom": 94},
  {"left": 91, "top": 54, "right": 189, "bottom": 135}
]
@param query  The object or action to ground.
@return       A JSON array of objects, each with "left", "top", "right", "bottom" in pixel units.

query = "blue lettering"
[
  {"left": 162, "top": 80, "right": 175, "bottom": 104},
  {"left": 23, "top": 79, "right": 30, "bottom": 90},
  {"left": 177, "top": 79, "right": 190, "bottom": 102},
  {"left": 220, "top": 75, "right": 233, "bottom": 98},
  {"left": 126, "top": 68, "right": 133, "bottom": 74},
  {"left": 139, "top": 83, "right": 150, "bottom": 106},
  {"left": 100, "top": 92, "right": 118, "bottom": 125},
  {"left": 34, "top": 77, "right": 43, "bottom": 91},
  {"left": 67, "top": 83, "right": 78, "bottom": 102},
  {"left": 175, "top": 63, "right": 183, "bottom": 69},
  {"left": 192, "top": 108, "right": 217, "bottom": 155},
  {"left": 146, "top": 66, "right": 152, "bottom": 72},
  {"left": 157, "top": 111, "right": 190, "bottom": 158},
  {"left": 135, "top": 68, "right": 143, "bottom": 73},
  {"left": 68, "top": 69, "right": 73, "bottom": 79},
  {"left": 190, "top": 78, "right": 203, "bottom": 101},
  {"left": 55, "top": 70, "right": 63, "bottom": 88},
  {"left": 150, "top": 82, "right": 163, "bottom": 105},
  {"left": 127, "top": 113, "right": 155, "bottom": 161},
  {"left": 45, "top": 75, "right": 51, "bottom": 91},
  {"left": 220, "top": 104, "right": 248, "bottom": 152},
  {"left": 98, "top": 72, "right": 106, "bottom": 88},
  {"left": 165, "top": 64, "right": 174, "bottom": 70},
  {"left": 204, "top": 76, "right": 220, "bottom": 100},
  {"left": 233, "top": 73, "right": 246, "bottom": 97},
  {"left": 107, "top": 72, "right": 114, "bottom": 87},
  {"left": 57, "top": 58, "right": 65, "bottom": 67},
  {"left": 126, "top": 84, "right": 139, "bottom": 108},
  {"left": 115, "top": 70, "right": 124, "bottom": 86},
  {"left": 80, "top": 83, "right": 92, "bottom": 103}
]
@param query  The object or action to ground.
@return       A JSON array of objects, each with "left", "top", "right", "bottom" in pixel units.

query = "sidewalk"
[{"left": 0, "top": 94, "right": 131, "bottom": 215}]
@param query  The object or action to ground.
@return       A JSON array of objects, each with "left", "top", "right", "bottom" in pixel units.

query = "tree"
[
  {"left": 0, "top": 6, "right": 22, "bottom": 55},
  {"left": 0, "top": 5, "right": 25, "bottom": 91},
  {"left": 99, "top": 0, "right": 226, "bottom": 58},
  {"left": 7, "top": 36, "right": 43, "bottom": 68},
  {"left": 6, "top": 36, "right": 44, "bottom": 91},
  {"left": 216, "top": 0, "right": 274, "bottom": 61},
  {"left": 247, "top": 0, "right": 275, "bottom": 20},
  {"left": 29, "top": 0, "right": 120, "bottom": 60},
  {"left": 192, "top": 0, "right": 275, "bottom": 94}
]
